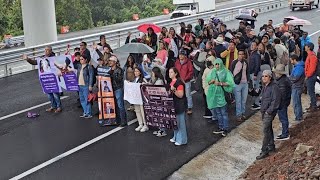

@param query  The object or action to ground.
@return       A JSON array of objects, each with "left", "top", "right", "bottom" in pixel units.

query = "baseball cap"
[{"left": 179, "top": 50, "right": 187, "bottom": 56}]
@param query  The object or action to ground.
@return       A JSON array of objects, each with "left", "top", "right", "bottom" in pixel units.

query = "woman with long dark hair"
[
  {"left": 124, "top": 55, "right": 136, "bottom": 111},
  {"left": 165, "top": 50, "right": 176, "bottom": 84},
  {"left": 133, "top": 67, "right": 149, "bottom": 132},
  {"left": 169, "top": 67, "right": 188, "bottom": 145},
  {"left": 151, "top": 67, "right": 167, "bottom": 137}
]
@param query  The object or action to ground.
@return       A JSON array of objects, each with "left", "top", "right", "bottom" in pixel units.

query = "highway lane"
[
  {"left": 1, "top": 6, "right": 320, "bottom": 180},
  {"left": 0, "top": 0, "right": 272, "bottom": 53}
]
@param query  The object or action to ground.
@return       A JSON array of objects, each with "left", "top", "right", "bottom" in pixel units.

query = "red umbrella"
[{"left": 137, "top": 24, "right": 162, "bottom": 33}]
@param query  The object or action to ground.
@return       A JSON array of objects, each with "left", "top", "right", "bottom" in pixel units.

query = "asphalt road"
[{"left": 1, "top": 3, "right": 320, "bottom": 180}]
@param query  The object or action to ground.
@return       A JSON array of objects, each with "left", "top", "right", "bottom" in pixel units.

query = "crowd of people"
[{"left": 22, "top": 15, "right": 320, "bottom": 159}]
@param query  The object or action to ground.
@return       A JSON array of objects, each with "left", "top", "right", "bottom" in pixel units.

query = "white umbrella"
[
  {"left": 287, "top": 19, "right": 312, "bottom": 26},
  {"left": 284, "top": 16, "right": 298, "bottom": 21}
]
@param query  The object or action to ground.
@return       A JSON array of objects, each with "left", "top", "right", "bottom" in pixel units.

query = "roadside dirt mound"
[{"left": 240, "top": 111, "right": 320, "bottom": 180}]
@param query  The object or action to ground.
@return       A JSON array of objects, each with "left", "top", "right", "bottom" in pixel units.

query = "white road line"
[
  {"left": 316, "top": 9, "right": 320, "bottom": 12},
  {"left": 0, "top": 96, "right": 69, "bottom": 121},
  {"left": 9, "top": 118, "right": 138, "bottom": 180},
  {"left": 310, "top": 29, "right": 320, "bottom": 36}
]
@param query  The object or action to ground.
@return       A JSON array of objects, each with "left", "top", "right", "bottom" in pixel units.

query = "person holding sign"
[
  {"left": 132, "top": 67, "right": 149, "bottom": 132},
  {"left": 109, "top": 56, "right": 128, "bottom": 127},
  {"left": 169, "top": 67, "right": 188, "bottom": 146},
  {"left": 22, "top": 46, "right": 62, "bottom": 113},
  {"left": 78, "top": 55, "right": 94, "bottom": 118}
]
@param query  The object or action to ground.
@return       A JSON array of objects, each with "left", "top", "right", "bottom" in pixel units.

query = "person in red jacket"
[
  {"left": 175, "top": 50, "right": 194, "bottom": 115},
  {"left": 304, "top": 42, "right": 319, "bottom": 112}
]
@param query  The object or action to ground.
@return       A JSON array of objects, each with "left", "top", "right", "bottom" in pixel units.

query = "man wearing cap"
[
  {"left": 237, "top": 21, "right": 246, "bottom": 35},
  {"left": 273, "top": 64, "right": 292, "bottom": 140},
  {"left": 256, "top": 70, "right": 281, "bottom": 160},
  {"left": 175, "top": 50, "right": 194, "bottom": 115},
  {"left": 214, "top": 36, "right": 227, "bottom": 60},
  {"left": 305, "top": 42, "right": 319, "bottom": 112},
  {"left": 108, "top": 55, "right": 127, "bottom": 126}
]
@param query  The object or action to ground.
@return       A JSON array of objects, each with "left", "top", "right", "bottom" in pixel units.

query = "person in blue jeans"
[
  {"left": 169, "top": 67, "right": 188, "bottom": 146},
  {"left": 230, "top": 50, "right": 249, "bottom": 122},
  {"left": 109, "top": 56, "right": 127, "bottom": 127},
  {"left": 304, "top": 42, "right": 319, "bottom": 112},
  {"left": 47, "top": 93, "right": 62, "bottom": 113},
  {"left": 207, "top": 58, "right": 235, "bottom": 137},
  {"left": 273, "top": 64, "right": 292, "bottom": 140},
  {"left": 77, "top": 55, "right": 94, "bottom": 118},
  {"left": 289, "top": 54, "right": 305, "bottom": 121}
]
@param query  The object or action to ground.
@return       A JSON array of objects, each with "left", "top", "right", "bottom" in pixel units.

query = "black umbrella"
[
  {"left": 115, "top": 43, "right": 155, "bottom": 54},
  {"left": 235, "top": 14, "right": 256, "bottom": 21}
]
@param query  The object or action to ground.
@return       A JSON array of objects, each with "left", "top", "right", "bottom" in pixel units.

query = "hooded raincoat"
[{"left": 206, "top": 58, "right": 235, "bottom": 109}]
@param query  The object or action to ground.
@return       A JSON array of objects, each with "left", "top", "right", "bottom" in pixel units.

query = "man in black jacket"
[
  {"left": 256, "top": 70, "right": 281, "bottom": 160},
  {"left": 273, "top": 64, "right": 292, "bottom": 140}
]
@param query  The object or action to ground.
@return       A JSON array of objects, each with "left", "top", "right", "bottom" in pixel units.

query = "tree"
[
  {"left": 55, "top": 0, "right": 94, "bottom": 32},
  {"left": 0, "top": 0, "right": 175, "bottom": 37}
]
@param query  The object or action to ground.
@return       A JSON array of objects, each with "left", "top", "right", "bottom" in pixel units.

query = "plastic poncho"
[{"left": 206, "top": 58, "right": 235, "bottom": 109}]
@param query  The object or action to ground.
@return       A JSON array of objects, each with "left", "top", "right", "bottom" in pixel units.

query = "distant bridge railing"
[{"left": 0, "top": 0, "right": 288, "bottom": 78}]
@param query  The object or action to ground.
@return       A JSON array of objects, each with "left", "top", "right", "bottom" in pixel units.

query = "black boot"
[{"left": 256, "top": 151, "right": 269, "bottom": 160}]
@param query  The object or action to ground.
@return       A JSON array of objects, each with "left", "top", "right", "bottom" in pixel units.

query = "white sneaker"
[
  {"left": 175, "top": 142, "right": 182, "bottom": 146},
  {"left": 156, "top": 131, "right": 167, "bottom": 137},
  {"left": 140, "top": 125, "right": 149, "bottom": 132},
  {"left": 135, "top": 125, "right": 143, "bottom": 132},
  {"left": 153, "top": 130, "right": 160, "bottom": 135},
  {"left": 170, "top": 138, "right": 175, "bottom": 143}
]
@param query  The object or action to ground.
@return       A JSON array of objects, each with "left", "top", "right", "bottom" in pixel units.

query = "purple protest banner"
[
  {"left": 39, "top": 73, "right": 60, "bottom": 93},
  {"left": 63, "top": 73, "right": 79, "bottom": 91},
  {"left": 53, "top": 55, "right": 78, "bottom": 91}
]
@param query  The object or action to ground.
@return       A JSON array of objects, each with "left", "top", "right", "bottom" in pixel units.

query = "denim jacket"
[{"left": 77, "top": 64, "right": 94, "bottom": 87}]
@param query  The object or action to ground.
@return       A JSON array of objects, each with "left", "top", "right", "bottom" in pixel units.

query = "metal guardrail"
[{"left": 0, "top": 0, "right": 288, "bottom": 78}]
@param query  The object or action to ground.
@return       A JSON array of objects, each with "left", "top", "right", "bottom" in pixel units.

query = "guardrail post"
[
  {"left": 117, "top": 31, "right": 121, "bottom": 48},
  {"left": 8, "top": 67, "right": 12, "bottom": 76},
  {"left": 4, "top": 64, "right": 8, "bottom": 77},
  {"left": 32, "top": 48, "right": 36, "bottom": 70}
]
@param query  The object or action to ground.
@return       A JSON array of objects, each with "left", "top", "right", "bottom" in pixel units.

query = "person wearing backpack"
[
  {"left": 230, "top": 50, "right": 249, "bottom": 122},
  {"left": 305, "top": 42, "right": 319, "bottom": 112},
  {"left": 274, "top": 38, "right": 289, "bottom": 71}
]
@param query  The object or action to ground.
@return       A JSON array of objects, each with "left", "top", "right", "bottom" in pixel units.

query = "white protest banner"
[
  {"left": 238, "top": 8, "right": 252, "bottom": 16},
  {"left": 124, "top": 81, "right": 143, "bottom": 105}
]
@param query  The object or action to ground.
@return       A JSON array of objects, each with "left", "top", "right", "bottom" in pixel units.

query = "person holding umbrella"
[{"left": 146, "top": 27, "right": 158, "bottom": 51}]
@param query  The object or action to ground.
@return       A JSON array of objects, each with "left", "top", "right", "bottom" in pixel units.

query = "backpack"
[{"left": 280, "top": 50, "right": 289, "bottom": 66}]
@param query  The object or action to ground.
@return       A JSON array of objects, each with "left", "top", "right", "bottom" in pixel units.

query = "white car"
[{"left": 290, "top": 0, "right": 319, "bottom": 11}]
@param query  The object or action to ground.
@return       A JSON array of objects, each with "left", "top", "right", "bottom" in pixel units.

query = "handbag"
[
  {"left": 88, "top": 92, "right": 98, "bottom": 103},
  {"left": 216, "top": 72, "right": 234, "bottom": 104}
]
